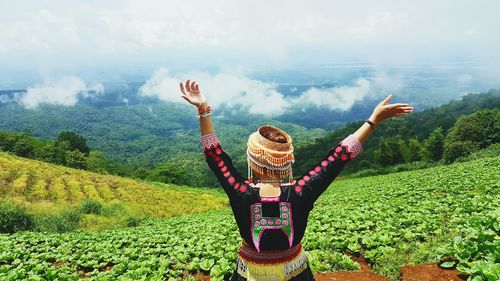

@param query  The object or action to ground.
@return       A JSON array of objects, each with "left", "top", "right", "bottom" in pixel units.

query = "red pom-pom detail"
[
  {"left": 298, "top": 180, "right": 305, "bottom": 186},
  {"left": 234, "top": 183, "right": 240, "bottom": 190},
  {"left": 220, "top": 166, "right": 228, "bottom": 172},
  {"left": 315, "top": 166, "right": 321, "bottom": 172},
  {"left": 215, "top": 148, "right": 222, "bottom": 155},
  {"left": 328, "top": 156, "right": 335, "bottom": 162},
  {"left": 240, "top": 185, "right": 247, "bottom": 192},
  {"left": 295, "top": 186, "right": 302, "bottom": 193},
  {"left": 321, "top": 160, "right": 328, "bottom": 167},
  {"left": 335, "top": 146, "right": 342, "bottom": 153},
  {"left": 217, "top": 161, "right": 225, "bottom": 167},
  {"left": 223, "top": 171, "right": 231, "bottom": 177},
  {"left": 341, "top": 154, "right": 349, "bottom": 161},
  {"left": 308, "top": 170, "right": 316, "bottom": 176},
  {"left": 228, "top": 176, "right": 235, "bottom": 184},
  {"left": 283, "top": 220, "right": 289, "bottom": 226},
  {"left": 245, "top": 180, "right": 251, "bottom": 184},
  {"left": 303, "top": 175, "right": 310, "bottom": 181},
  {"left": 214, "top": 156, "right": 221, "bottom": 161}
]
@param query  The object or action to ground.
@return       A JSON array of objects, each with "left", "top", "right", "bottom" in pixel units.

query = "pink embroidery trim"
[
  {"left": 250, "top": 202, "right": 293, "bottom": 252},
  {"left": 261, "top": 196, "right": 280, "bottom": 202},
  {"left": 201, "top": 132, "right": 221, "bottom": 151},
  {"left": 339, "top": 134, "right": 363, "bottom": 159}
]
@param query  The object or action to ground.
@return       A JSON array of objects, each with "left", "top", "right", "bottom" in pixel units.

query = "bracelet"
[
  {"left": 366, "top": 119, "right": 376, "bottom": 129},
  {"left": 198, "top": 104, "right": 211, "bottom": 114},
  {"left": 197, "top": 103, "right": 212, "bottom": 118},
  {"left": 197, "top": 107, "right": 213, "bottom": 118}
]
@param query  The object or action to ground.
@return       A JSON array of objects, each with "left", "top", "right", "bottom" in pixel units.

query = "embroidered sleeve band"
[
  {"left": 339, "top": 134, "right": 363, "bottom": 159},
  {"left": 201, "top": 131, "right": 249, "bottom": 200},
  {"left": 201, "top": 132, "right": 221, "bottom": 152}
]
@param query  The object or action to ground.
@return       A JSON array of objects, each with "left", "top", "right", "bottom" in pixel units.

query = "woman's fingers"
[
  {"left": 179, "top": 82, "right": 187, "bottom": 95},
  {"left": 394, "top": 107, "right": 413, "bottom": 112},
  {"left": 191, "top": 81, "right": 198, "bottom": 93},
  {"left": 181, "top": 79, "right": 201, "bottom": 96},
  {"left": 381, "top": 94, "right": 392, "bottom": 105},
  {"left": 181, "top": 95, "right": 191, "bottom": 103},
  {"left": 385, "top": 103, "right": 410, "bottom": 109}
]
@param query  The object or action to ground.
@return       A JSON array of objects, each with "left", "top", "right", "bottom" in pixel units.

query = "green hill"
[
  {"left": 1, "top": 154, "right": 497, "bottom": 280},
  {"left": 0, "top": 151, "right": 226, "bottom": 219},
  {"left": 0, "top": 102, "right": 325, "bottom": 170},
  {"left": 2, "top": 90, "right": 498, "bottom": 188}
]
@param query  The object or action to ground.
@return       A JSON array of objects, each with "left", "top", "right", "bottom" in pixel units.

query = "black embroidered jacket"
[{"left": 201, "top": 132, "right": 363, "bottom": 252}]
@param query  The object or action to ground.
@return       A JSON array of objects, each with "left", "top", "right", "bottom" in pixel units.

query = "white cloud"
[
  {"left": 139, "top": 68, "right": 403, "bottom": 116},
  {"left": 19, "top": 76, "right": 104, "bottom": 109},
  {"left": 139, "top": 68, "right": 289, "bottom": 116},
  {"left": 294, "top": 79, "right": 371, "bottom": 111}
]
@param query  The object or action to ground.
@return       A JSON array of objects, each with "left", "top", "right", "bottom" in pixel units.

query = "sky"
[{"left": 1, "top": 0, "right": 499, "bottom": 113}]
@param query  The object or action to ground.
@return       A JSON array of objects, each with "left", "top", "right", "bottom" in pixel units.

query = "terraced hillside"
[{"left": 0, "top": 151, "right": 227, "bottom": 217}]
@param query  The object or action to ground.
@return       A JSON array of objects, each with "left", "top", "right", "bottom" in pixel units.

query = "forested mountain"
[
  {"left": 293, "top": 89, "right": 500, "bottom": 177},
  {"left": 0, "top": 101, "right": 325, "bottom": 168},
  {"left": 0, "top": 99, "right": 325, "bottom": 186},
  {"left": 1, "top": 88, "right": 498, "bottom": 187}
]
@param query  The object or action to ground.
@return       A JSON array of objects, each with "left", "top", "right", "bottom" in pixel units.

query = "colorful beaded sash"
[
  {"left": 236, "top": 243, "right": 308, "bottom": 281},
  {"left": 250, "top": 202, "right": 293, "bottom": 252}
]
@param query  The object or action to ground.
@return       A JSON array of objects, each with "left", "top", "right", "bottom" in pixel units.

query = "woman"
[{"left": 180, "top": 80, "right": 413, "bottom": 280}]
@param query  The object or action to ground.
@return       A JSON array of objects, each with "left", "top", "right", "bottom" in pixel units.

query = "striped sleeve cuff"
[
  {"left": 339, "top": 134, "right": 363, "bottom": 159},
  {"left": 201, "top": 132, "right": 220, "bottom": 151}
]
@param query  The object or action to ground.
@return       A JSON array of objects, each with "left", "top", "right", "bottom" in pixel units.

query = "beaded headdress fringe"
[{"left": 247, "top": 125, "right": 295, "bottom": 183}]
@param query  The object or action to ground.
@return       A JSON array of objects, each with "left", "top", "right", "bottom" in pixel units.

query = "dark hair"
[{"left": 262, "top": 131, "right": 287, "bottom": 143}]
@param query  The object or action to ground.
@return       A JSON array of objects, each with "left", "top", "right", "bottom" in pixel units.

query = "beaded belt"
[{"left": 236, "top": 242, "right": 308, "bottom": 281}]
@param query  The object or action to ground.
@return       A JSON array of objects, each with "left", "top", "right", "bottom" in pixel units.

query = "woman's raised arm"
[
  {"left": 293, "top": 94, "right": 414, "bottom": 208},
  {"left": 180, "top": 80, "right": 214, "bottom": 136},
  {"left": 180, "top": 80, "right": 249, "bottom": 199},
  {"left": 353, "top": 94, "right": 413, "bottom": 144}
]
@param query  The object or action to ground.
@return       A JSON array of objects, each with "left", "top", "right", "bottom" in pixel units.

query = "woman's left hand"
[{"left": 369, "top": 94, "right": 414, "bottom": 125}]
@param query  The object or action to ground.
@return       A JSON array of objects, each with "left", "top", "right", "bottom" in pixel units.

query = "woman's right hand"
[
  {"left": 369, "top": 94, "right": 414, "bottom": 125},
  {"left": 180, "top": 80, "right": 207, "bottom": 108}
]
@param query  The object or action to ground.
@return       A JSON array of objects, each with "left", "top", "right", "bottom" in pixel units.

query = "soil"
[
  {"left": 194, "top": 273, "right": 211, "bottom": 281},
  {"left": 400, "top": 264, "right": 468, "bottom": 281},
  {"left": 314, "top": 255, "right": 389, "bottom": 281}
]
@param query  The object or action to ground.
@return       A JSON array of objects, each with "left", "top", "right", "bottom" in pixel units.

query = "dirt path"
[{"left": 400, "top": 264, "right": 467, "bottom": 281}]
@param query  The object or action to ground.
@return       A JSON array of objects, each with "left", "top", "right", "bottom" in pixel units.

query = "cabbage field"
[{"left": 0, "top": 156, "right": 498, "bottom": 281}]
